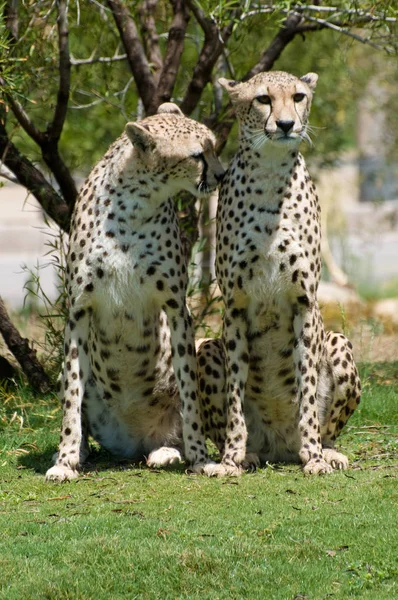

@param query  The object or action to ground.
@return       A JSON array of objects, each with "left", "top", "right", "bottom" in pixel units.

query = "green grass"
[{"left": 1, "top": 364, "right": 397, "bottom": 600}]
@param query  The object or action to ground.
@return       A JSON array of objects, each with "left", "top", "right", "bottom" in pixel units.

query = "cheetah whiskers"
[
  {"left": 301, "top": 124, "right": 326, "bottom": 146},
  {"left": 252, "top": 135, "right": 269, "bottom": 151},
  {"left": 300, "top": 129, "right": 314, "bottom": 147},
  {"left": 242, "top": 129, "right": 268, "bottom": 150}
]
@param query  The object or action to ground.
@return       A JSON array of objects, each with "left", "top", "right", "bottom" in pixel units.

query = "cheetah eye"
[
  {"left": 293, "top": 93, "right": 305, "bottom": 103},
  {"left": 192, "top": 152, "right": 204, "bottom": 160},
  {"left": 256, "top": 95, "right": 271, "bottom": 105}
]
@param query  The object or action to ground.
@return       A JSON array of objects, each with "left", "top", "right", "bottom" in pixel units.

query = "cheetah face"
[
  {"left": 126, "top": 105, "right": 225, "bottom": 197},
  {"left": 219, "top": 71, "right": 318, "bottom": 149}
]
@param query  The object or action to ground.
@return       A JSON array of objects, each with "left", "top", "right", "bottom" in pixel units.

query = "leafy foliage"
[{"left": 2, "top": 1, "right": 397, "bottom": 174}]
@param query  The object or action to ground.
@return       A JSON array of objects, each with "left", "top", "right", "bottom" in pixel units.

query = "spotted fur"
[
  {"left": 46, "top": 103, "right": 224, "bottom": 482},
  {"left": 197, "top": 72, "right": 361, "bottom": 476}
]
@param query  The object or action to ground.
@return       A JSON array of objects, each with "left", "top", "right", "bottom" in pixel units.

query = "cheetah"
[
  {"left": 45, "top": 103, "right": 224, "bottom": 482},
  {"left": 197, "top": 72, "right": 361, "bottom": 476}
]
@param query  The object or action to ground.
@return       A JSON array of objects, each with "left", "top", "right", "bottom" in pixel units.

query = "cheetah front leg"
[
  {"left": 205, "top": 306, "right": 249, "bottom": 477},
  {"left": 45, "top": 311, "right": 91, "bottom": 482},
  {"left": 164, "top": 301, "right": 212, "bottom": 473},
  {"left": 197, "top": 338, "right": 260, "bottom": 473},
  {"left": 294, "top": 307, "right": 333, "bottom": 475}
]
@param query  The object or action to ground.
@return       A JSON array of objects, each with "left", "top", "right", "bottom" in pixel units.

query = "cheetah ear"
[
  {"left": 125, "top": 122, "right": 156, "bottom": 153},
  {"left": 218, "top": 78, "right": 242, "bottom": 104},
  {"left": 219, "top": 78, "right": 239, "bottom": 91},
  {"left": 157, "top": 102, "right": 184, "bottom": 117},
  {"left": 300, "top": 73, "right": 318, "bottom": 91}
]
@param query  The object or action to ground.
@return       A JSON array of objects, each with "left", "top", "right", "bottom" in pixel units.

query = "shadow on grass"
[
  {"left": 17, "top": 445, "right": 189, "bottom": 476},
  {"left": 15, "top": 362, "right": 397, "bottom": 477}
]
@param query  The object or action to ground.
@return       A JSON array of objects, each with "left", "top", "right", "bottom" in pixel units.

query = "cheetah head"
[
  {"left": 125, "top": 103, "right": 224, "bottom": 197},
  {"left": 219, "top": 71, "right": 318, "bottom": 149}
]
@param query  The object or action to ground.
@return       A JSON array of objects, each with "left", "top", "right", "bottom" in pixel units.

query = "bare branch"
[
  {"left": 240, "top": 4, "right": 396, "bottom": 52},
  {"left": 180, "top": 1, "right": 240, "bottom": 115},
  {"left": 244, "top": 3, "right": 397, "bottom": 22},
  {"left": 0, "top": 109, "right": 71, "bottom": 233},
  {"left": 148, "top": 0, "right": 190, "bottom": 114},
  {"left": 293, "top": 4, "right": 396, "bottom": 21},
  {"left": 47, "top": 0, "right": 71, "bottom": 141},
  {"left": 38, "top": 1, "right": 77, "bottom": 207},
  {"left": 70, "top": 53, "right": 128, "bottom": 66},
  {"left": 107, "top": 0, "right": 156, "bottom": 114},
  {"left": 244, "top": 11, "right": 303, "bottom": 79},
  {"left": 138, "top": 0, "right": 163, "bottom": 83},
  {"left": 0, "top": 296, "right": 51, "bottom": 393},
  {"left": 297, "top": 13, "right": 392, "bottom": 52},
  {"left": 0, "top": 161, "right": 19, "bottom": 183},
  {"left": 2, "top": 3, "right": 78, "bottom": 208},
  {"left": 188, "top": 0, "right": 212, "bottom": 35}
]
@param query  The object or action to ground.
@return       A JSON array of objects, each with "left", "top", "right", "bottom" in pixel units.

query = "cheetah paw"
[
  {"left": 303, "top": 458, "right": 333, "bottom": 476},
  {"left": 186, "top": 460, "right": 218, "bottom": 475},
  {"left": 242, "top": 453, "right": 260, "bottom": 471},
  {"left": 323, "top": 449, "right": 349, "bottom": 470},
  {"left": 147, "top": 447, "right": 182, "bottom": 468},
  {"left": 202, "top": 461, "right": 243, "bottom": 478},
  {"left": 45, "top": 464, "right": 79, "bottom": 482}
]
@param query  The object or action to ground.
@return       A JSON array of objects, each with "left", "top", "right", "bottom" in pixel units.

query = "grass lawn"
[{"left": 1, "top": 363, "right": 397, "bottom": 600}]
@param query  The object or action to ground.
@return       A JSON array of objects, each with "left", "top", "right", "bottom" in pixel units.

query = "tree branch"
[
  {"left": 180, "top": 1, "right": 239, "bottom": 115},
  {"left": 138, "top": 0, "right": 163, "bottom": 83},
  {"left": 0, "top": 296, "right": 51, "bottom": 393},
  {"left": 107, "top": 0, "right": 156, "bottom": 114},
  {"left": 148, "top": 0, "right": 190, "bottom": 114},
  {"left": 3, "top": 2, "right": 78, "bottom": 209},
  {"left": 39, "top": 0, "right": 77, "bottom": 210},
  {"left": 296, "top": 13, "right": 393, "bottom": 52},
  {"left": 70, "top": 53, "right": 128, "bottom": 66},
  {"left": 244, "top": 12, "right": 303, "bottom": 80},
  {"left": 47, "top": 0, "right": 71, "bottom": 141},
  {"left": 34, "top": 0, "right": 78, "bottom": 210},
  {"left": 0, "top": 161, "right": 19, "bottom": 184},
  {"left": 0, "top": 109, "right": 71, "bottom": 233}
]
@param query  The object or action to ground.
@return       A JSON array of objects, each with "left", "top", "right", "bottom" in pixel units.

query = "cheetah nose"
[
  {"left": 276, "top": 120, "right": 294, "bottom": 134},
  {"left": 215, "top": 171, "right": 225, "bottom": 183}
]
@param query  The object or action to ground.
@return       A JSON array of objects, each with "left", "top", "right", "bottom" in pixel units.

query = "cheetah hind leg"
[
  {"left": 318, "top": 331, "right": 361, "bottom": 471},
  {"left": 196, "top": 339, "right": 247, "bottom": 477}
]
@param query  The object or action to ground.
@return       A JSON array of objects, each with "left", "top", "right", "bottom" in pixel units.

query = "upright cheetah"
[
  {"left": 46, "top": 103, "right": 224, "bottom": 482},
  {"left": 198, "top": 72, "right": 361, "bottom": 476}
]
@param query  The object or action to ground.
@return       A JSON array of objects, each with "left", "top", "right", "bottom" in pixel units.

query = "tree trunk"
[{"left": 0, "top": 296, "right": 51, "bottom": 393}]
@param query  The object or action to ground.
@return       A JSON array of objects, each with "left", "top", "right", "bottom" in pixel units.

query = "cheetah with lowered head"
[
  {"left": 197, "top": 72, "right": 361, "bottom": 476},
  {"left": 46, "top": 103, "right": 224, "bottom": 482}
]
